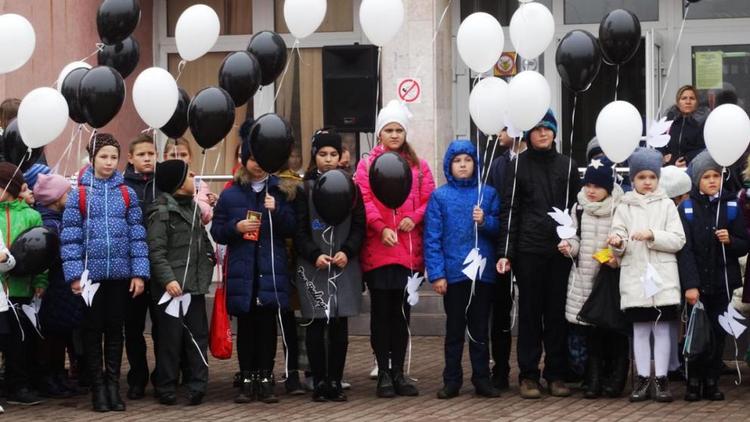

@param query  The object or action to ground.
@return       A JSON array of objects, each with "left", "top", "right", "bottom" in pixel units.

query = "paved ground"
[{"left": 6, "top": 336, "right": 750, "bottom": 421}]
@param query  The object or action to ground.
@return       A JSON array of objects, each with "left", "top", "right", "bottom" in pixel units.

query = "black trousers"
[
  {"left": 153, "top": 294, "right": 208, "bottom": 395},
  {"left": 6, "top": 297, "right": 35, "bottom": 393},
  {"left": 369, "top": 289, "right": 410, "bottom": 373},
  {"left": 236, "top": 307, "right": 278, "bottom": 372},
  {"left": 490, "top": 272, "right": 513, "bottom": 380},
  {"left": 124, "top": 285, "right": 157, "bottom": 389},
  {"left": 688, "top": 292, "right": 729, "bottom": 380},
  {"left": 515, "top": 253, "right": 570, "bottom": 382},
  {"left": 585, "top": 326, "right": 629, "bottom": 371},
  {"left": 82, "top": 279, "right": 129, "bottom": 385},
  {"left": 306, "top": 317, "right": 348, "bottom": 383},
  {"left": 281, "top": 310, "right": 300, "bottom": 372},
  {"left": 443, "top": 280, "right": 492, "bottom": 388}
]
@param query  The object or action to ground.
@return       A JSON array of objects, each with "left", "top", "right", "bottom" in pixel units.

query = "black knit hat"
[
  {"left": 86, "top": 133, "right": 121, "bottom": 162},
  {"left": 155, "top": 160, "right": 189, "bottom": 194},
  {"left": 239, "top": 118, "right": 255, "bottom": 166},
  {"left": 0, "top": 162, "right": 25, "bottom": 198},
  {"left": 311, "top": 128, "right": 342, "bottom": 160},
  {"left": 582, "top": 157, "right": 615, "bottom": 193}
]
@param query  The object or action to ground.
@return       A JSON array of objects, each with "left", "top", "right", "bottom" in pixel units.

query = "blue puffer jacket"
[
  {"left": 211, "top": 172, "right": 296, "bottom": 315},
  {"left": 424, "top": 140, "right": 501, "bottom": 284},
  {"left": 61, "top": 167, "right": 150, "bottom": 283},
  {"left": 37, "top": 205, "right": 83, "bottom": 334}
]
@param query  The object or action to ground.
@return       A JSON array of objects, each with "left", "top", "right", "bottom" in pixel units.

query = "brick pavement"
[{"left": 6, "top": 336, "right": 750, "bottom": 421}]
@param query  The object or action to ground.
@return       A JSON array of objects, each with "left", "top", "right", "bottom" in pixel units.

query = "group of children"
[{"left": 0, "top": 94, "right": 747, "bottom": 414}]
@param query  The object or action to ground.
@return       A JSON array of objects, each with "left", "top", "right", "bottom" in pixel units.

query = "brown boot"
[
  {"left": 548, "top": 380, "right": 571, "bottom": 397},
  {"left": 519, "top": 379, "right": 542, "bottom": 399}
]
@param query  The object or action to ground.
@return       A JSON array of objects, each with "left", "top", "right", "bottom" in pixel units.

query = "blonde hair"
[
  {"left": 165, "top": 137, "right": 193, "bottom": 158},
  {"left": 675, "top": 85, "right": 697, "bottom": 104}
]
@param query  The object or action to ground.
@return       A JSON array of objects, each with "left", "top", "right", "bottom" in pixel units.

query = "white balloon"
[
  {"left": 133, "top": 67, "right": 179, "bottom": 129},
  {"left": 284, "top": 0, "right": 327, "bottom": 40},
  {"left": 704, "top": 104, "right": 750, "bottom": 167},
  {"left": 359, "top": 0, "right": 404, "bottom": 47},
  {"left": 17, "top": 87, "right": 69, "bottom": 149},
  {"left": 595, "top": 101, "right": 643, "bottom": 163},
  {"left": 0, "top": 14, "right": 36, "bottom": 74},
  {"left": 56, "top": 61, "right": 92, "bottom": 91},
  {"left": 175, "top": 5, "right": 220, "bottom": 61},
  {"left": 469, "top": 77, "right": 508, "bottom": 136},
  {"left": 510, "top": 2, "right": 555, "bottom": 59},
  {"left": 506, "top": 71, "right": 550, "bottom": 131},
  {"left": 457, "top": 13, "right": 504, "bottom": 74}
]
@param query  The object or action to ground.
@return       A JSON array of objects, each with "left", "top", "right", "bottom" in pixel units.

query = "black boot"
[
  {"left": 86, "top": 333, "right": 109, "bottom": 412},
  {"left": 684, "top": 376, "right": 702, "bottom": 402},
  {"left": 583, "top": 356, "right": 602, "bottom": 399},
  {"left": 326, "top": 380, "right": 347, "bottom": 402},
  {"left": 104, "top": 336, "right": 125, "bottom": 411},
  {"left": 602, "top": 356, "right": 629, "bottom": 398},
  {"left": 312, "top": 379, "right": 328, "bottom": 402},
  {"left": 653, "top": 376, "right": 673, "bottom": 402},
  {"left": 702, "top": 378, "right": 725, "bottom": 401},
  {"left": 473, "top": 378, "right": 501, "bottom": 398},
  {"left": 392, "top": 370, "right": 418, "bottom": 396},
  {"left": 376, "top": 370, "right": 395, "bottom": 398},
  {"left": 234, "top": 371, "right": 254, "bottom": 403},
  {"left": 258, "top": 370, "right": 278, "bottom": 404},
  {"left": 629, "top": 376, "right": 651, "bottom": 402}
]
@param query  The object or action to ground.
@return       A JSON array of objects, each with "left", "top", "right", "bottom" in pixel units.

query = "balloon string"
[
  {"left": 180, "top": 152, "right": 206, "bottom": 290},
  {"left": 656, "top": 4, "right": 690, "bottom": 120},
  {"left": 52, "top": 124, "right": 82, "bottom": 176},
  {"left": 565, "top": 93, "right": 578, "bottom": 211},
  {"left": 212, "top": 142, "right": 224, "bottom": 174},
  {"left": 479, "top": 136, "right": 498, "bottom": 207},
  {"left": 265, "top": 181, "right": 289, "bottom": 379},
  {"left": 175, "top": 60, "right": 187, "bottom": 82},
  {"left": 409, "top": 0, "right": 452, "bottom": 83},
  {"left": 271, "top": 39, "right": 299, "bottom": 113},
  {"left": 0, "top": 149, "right": 28, "bottom": 201},
  {"left": 83, "top": 129, "right": 98, "bottom": 273},
  {"left": 614, "top": 64, "right": 620, "bottom": 101},
  {"left": 502, "top": 136, "right": 521, "bottom": 260},
  {"left": 51, "top": 44, "right": 105, "bottom": 88}
]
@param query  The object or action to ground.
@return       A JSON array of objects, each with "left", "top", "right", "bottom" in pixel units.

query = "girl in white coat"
[{"left": 608, "top": 148, "right": 686, "bottom": 403}]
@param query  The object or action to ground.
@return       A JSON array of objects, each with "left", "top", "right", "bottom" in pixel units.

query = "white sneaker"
[
  {"left": 341, "top": 381, "right": 351, "bottom": 390},
  {"left": 369, "top": 360, "right": 379, "bottom": 380},
  {"left": 0, "top": 404, "right": 4, "bottom": 413}
]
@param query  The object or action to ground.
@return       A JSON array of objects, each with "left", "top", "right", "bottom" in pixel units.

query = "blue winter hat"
[
  {"left": 582, "top": 157, "right": 615, "bottom": 193},
  {"left": 628, "top": 147, "right": 662, "bottom": 181},
  {"left": 524, "top": 109, "right": 558, "bottom": 142}
]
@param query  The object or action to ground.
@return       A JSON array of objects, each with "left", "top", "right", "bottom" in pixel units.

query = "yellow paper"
[
  {"left": 695, "top": 51, "right": 723, "bottom": 90},
  {"left": 593, "top": 248, "right": 613, "bottom": 264}
]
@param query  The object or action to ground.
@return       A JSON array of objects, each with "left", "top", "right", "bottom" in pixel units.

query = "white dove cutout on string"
[
  {"left": 80, "top": 270, "right": 99, "bottom": 307},
  {"left": 641, "top": 262, "right": 662, "bottom": 299},
  {"left": 462, "top": 247, "right": 487, "bottom": 283},
  {"left": 719, "top": 304, "right": 747, "bottom": 338},
  {"left": 21, "top": 295, "right": 42, "bottom": 330},
  {"left": 548, "top": 207, "right": 576, "bottom": 240},
  {"left": 406, "top": 273, "right": 424, "bottom": 306},
  {"left": 159, "top": 291, "right": 192, "bottom": 318},
  {"left": 643, "top": 117, "right": 674, "bottom": 148}
]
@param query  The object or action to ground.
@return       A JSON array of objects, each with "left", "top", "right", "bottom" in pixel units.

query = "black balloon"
[
  {"left": 556, "top": 30, "right": 602, "bottom": 93},
  {"left": 9, "top": 226, "right": 59, "bottom": 277},
  {"left": 219, "top": 51, "right": 262, "bottom": 107},
  {"left": 78, "top": 66, "right": 126, "bottom": 128},
  {"left": 313, "top": 169, "right": 356, "bottom": 226},
  {"left": 97, "top": 36, "right": 140, "bottom": 78},
  {"left": 60, "top": 67, "right": 89, "bottom": 124},
  {"left": 1, "top": 119, "right": 42, "bottom": 172},
  {"left": 369, "top": 152, "right": 412, "bottom": 210},
  {"left": 599, "top": 9, "right": 641, "bottom": 66},
  {"left": 188, "top": 87, "right": 236, "bottom": 150},
  {"left": 161, "top": 88, "right": 190, "bottom": 139},
  {"left": 246, "top": 31, "right": 288, "bottom": 86},
  {"left": 248, "top": 113, "right": 293, "bottom": 174},
  {"left": 97, "top": 0, "right": 141, "bottom": 45}
]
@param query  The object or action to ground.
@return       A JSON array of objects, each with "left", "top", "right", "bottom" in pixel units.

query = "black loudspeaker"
[{"left": 322, "top": 45, "right": 379, "bottom": 132}]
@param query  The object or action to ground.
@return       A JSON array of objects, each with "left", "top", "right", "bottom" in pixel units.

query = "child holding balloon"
[
  {"left": 294, "top": 128, "right": 365, "bottom": 402},
  {"left": 355, "top": 100, "right": 435, "bottom": 398}
]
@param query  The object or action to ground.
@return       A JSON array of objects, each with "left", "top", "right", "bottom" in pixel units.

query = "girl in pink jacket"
[{"left": 354, "top": 100, "right": 435, "bottom": 398}]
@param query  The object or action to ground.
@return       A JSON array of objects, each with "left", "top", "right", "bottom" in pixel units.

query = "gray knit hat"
[
  {"left": 688, "top": 150, "right": 723, "bottom": 187},
  {"left": 628, "top": 147, "right": 662, "bottom": 181}
]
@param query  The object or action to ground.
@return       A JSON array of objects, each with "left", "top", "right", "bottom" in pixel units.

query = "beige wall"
[{"left": 0, "top": 0, "right": 154, "bottom": 174}]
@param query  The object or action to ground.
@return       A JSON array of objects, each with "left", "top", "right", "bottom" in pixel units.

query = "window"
[
  {"left": 564, "top": 0, "right": 658, "bottom": 24},
  {"left": 274, "top": 0, "right": 354, "bottom": 33},
  {"left": 692, "top": 45, "right": 750, "bottom": 114},
  {"left": 167, "top": 0, "right": 252, "bottom": 36},
  {"left": 686, "top": 0, "right": 750, "bottom": 19},
  {"left": 460, "top": 0, "right": 552, "bottom": 26}
]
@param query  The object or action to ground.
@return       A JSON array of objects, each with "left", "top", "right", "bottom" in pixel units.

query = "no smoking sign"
[{"left": 397, "top": 78, "right": 422, "bottom": 104}]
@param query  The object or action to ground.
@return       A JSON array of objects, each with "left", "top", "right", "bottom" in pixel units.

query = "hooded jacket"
[
  {"left": 123, "top": 163, "right": 159, "bottom": 223},
  {"left": 610, "top": 189, "right": 685, "bottom": 310},
  {"left": 354, "top": 144, "right": 435, "bottom": 273},
  {"left": 61, "top": 167, "right": 150, "bottom": 284},
  {"left": 424, "top": 140, "right": 500, "bottom": 284},
  {"left": 499, "top": 143, "right": 580, "bottom": 259},
  {"left": 0, "top": 199, "right": 46, "bottom": 297}
]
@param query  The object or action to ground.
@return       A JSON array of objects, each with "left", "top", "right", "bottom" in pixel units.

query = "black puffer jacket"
[
  {"left": 499, "top": 145, "right": 579, "bottom": 259},
  {"left": 678, "top": 188, "right": 749, "bottom": 296},
  {"left": 665, "top": 106, "right": 708, "bottom": 165},
  {"left": 123, "top": 164, "right": 159, "bottom": 223}
]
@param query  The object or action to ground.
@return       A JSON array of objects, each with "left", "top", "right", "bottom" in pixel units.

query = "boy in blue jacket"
[{"left": 424, "top": 140, "right": 501, "bottom": 399}]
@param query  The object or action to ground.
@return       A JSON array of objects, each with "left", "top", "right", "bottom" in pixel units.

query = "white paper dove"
[
  {"left": 80, "top": 270, "right": 99, "bottom": 307},
  {"left": 21, "top": 304, "right": 37, "bottom": 329},
  {"left": 462, "top": 248, "right": 487, "bottom": 283},
  {"left": 643, "top": 117, "right": 674, "bottom": 148},
  {"left": 719, "top": 304, "right": 747, "bottom": 338},
  {"left": 641, "top": 263, "right": 662, "bottom": 299},
  {"left": 159, "top": 291, "right": 192, "bottom": 318},
  {"left": 406, "top": 273, "right": 424, "bottom": 306},
  {"left": 547, "top": 207, "right": 576, "bottom": 240}
]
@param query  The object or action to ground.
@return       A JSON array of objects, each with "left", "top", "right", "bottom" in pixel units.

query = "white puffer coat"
[
  {"left": 565, "top": 185, "right": 623, "bottom": 324},
  {"left": 610, "top": 189, "right": 686, "bottom": 310}
]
